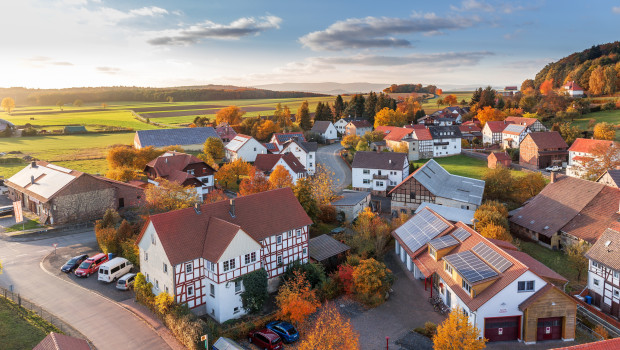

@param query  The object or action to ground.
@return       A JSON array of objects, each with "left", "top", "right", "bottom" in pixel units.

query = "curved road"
[
  {"left": 316, "top": 143, "right": 351, "bottom": 192},
  {"left": 0, "top": 231, "right": 171, "bottom": 350}
]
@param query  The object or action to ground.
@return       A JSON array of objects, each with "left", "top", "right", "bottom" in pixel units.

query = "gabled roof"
[
  {"left": 390, "top": 159, "right": 485, "bottom": 206},
  {"left": 393, "top": 207, "right": 454, "bottom": 256},
  {"left": 271, "top": 132, "right": 305, "bottom": 145},
  {"left": 225, "top": 134, "right": 254, "bottom": 152},
  {"left": 282, "top": 138, "right": 318, "bottom": 153},
  {"left": 6, "top": 161, "right": 83, "bottom": 202},
  {"left": 563, "top": 81, "right": 584, "bottom": 91},
  {"left": 375, "top": 126, "right": 414, "bottom": 141},
  {"left": 568, "top": 138, "right": 614, "bottom": 154},
  {"left": 414, "top": 202, "right": 475, "bottom": 224},
  {"left": 34, "top": 332, "right": 91, "bottom": 350},
  {"left": 135, "top": 127, "right": 218, "bottom": 148},
  {"left": 525, "top": 131, "right": 568, "bottom": 150},
  {"left": 348, "top": 120, "right": 372, "bottom": 128},
  {"left": 310, "top": 121, "right": 334, "bottom": 133},
  {"left": 484, "top": 120, "right": 513, "bottom": 133},
  {"left": 505, "top": 116, "right": 540, "bottom": 128},
  {"left": 459, "top": 124, "right": 482, "bottom": 133},
  {"left": 518, "top": 284, "right": 574, "bottom": 311},
  {"left": 145, "top": 152, "right": 213, "bottom": 179},
  {"left": 413, "top": 128, "right": 433, "bottom": 141},
  {"left": 560, "top": 186, "right": 620, "bottom": 243},
  {"left": 502, "top": 124, "right": 527, "bottom": 135},
  {"left": 309, "top": 234, "right": 351, "bottom": 261},
  {"left": 597, "top": 169, "right": 620, "bottom": 187},
  {"left": 489, "top": 152, "right": 511, "bottom": 161},
  {"left": 404, "top": 124, "right": 427, "bottom": 130},
  {"left": 351, "top": 151, "right": 407, "bottom": 171},
  {"left": 141, "top": 188, "right": 313, "bottom": 266},
  {"left": 585, "top": 228, "right": 620, "bottom": 270},
  {"left": 331, "top": 190, "right": 371, "bottom": 206},
  {"left": 428, "top": 125, "right": 462, "bottom": 139},
  {"left": 254, "top": 153, "right": 307, "bottom": 174}
]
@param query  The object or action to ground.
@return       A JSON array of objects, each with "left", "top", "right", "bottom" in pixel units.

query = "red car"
[
  {"left": 74, "top": 253, "right": 108, "bottom": 277},
  {"left": 248, "top": 329, "right": 283, "bottom": 350}
]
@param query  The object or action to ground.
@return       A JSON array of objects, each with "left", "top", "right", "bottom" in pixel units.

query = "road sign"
[
  {"left": 201, "top": 335, "right": 207, "bottom": 341},
  {"left": 13, "top": 201, "right": 23, "bottom": 223},
  {"left": 201, "top": 334, "right": 208, "bottom": 349}
]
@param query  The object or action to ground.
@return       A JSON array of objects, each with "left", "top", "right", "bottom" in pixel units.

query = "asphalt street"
[
  {"left": 0, "top": 230, "right": 171, "bottom": 350},
  {"left": 316, "top": 143, "right": 351, "bottom": 192}
]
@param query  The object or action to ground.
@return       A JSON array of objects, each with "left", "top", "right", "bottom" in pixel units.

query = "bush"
[
  {"left": 602, "top": 101, "right": 616, "bottom": 111},
  {"left": 164, "top": 313, "right": 206, "bottom": 350},
  {"left": 318, "top": 276, "right": 341, "bottom": 301},
  {"left": 236, "top": 269, "right": 268, "bottom": 314},
  {"left": 21, "top": 127, "right": 38, "bottom": 136},
  {"left": 318, "top": 204, "right": 338, "bottom": 224},
  {"left": 155, "top": 292, "right": 174, "bottom": 315},
  {"left": 414, "top": 322, "right": 438, "bottom": 338},
  {"left": 282, "top": 260, "right": 326, "bottom": 288}
]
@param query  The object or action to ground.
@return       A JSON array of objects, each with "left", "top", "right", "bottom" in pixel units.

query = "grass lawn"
[
  {"left": 0, "top": 297, "right": 60, "bottom": 350},
  {"left": 5, "top": 219, "right": 41, "bottom": 232},
  {"left": 1, "top": 109, "right": 159, "bottom": 131},
  {"left": 412, "top": 154, "right": 525, "bottom": 180},
  {"left": 571, "top": 109, "right": 620, "bottom": 141},
  {"left": 518, "top": 241, "right": 586, "bottom": 291}
]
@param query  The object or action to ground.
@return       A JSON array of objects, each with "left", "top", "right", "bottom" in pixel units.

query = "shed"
[
  {"left": 488, "top": 152, "right": 512, "bottom": 169},
  {"left": 309, "top": 234, "right": 350, "bottom": 270},
  {"left": 63, "top": 125, "right": 87, "bottom": 134}
]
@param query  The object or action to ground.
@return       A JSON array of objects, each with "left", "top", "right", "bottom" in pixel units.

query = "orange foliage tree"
[
  {"left": 433, "top": 307, "right": 487, "bottom": 350},
  {"left": 256, "top": 119, "right": 280, "bottom": 141},
  {"left": 479, "top": 223, "right": 512, "bottom": 242},
  {"left": 436, "top": 88, "right": 443, "bottom": 95},
  {"left": 539, "top": 79, "right": 554, "bottom": 96},
  {"left": 203, "top": 189, "right": 228, "bottom": 203},
  {"left": 215, "top": 106, "right": 245, "bottom": 125},
  {"left": 298, "top": 303, "right": 360, "bottom": 350},
  {"left": 475, "top": 106, "right": 506, "bottom": 127},
  {"left": 215, "top": 158, "right": 252, "bottom": 189},
  {"left": 238, "top": 168, "right": 272, "bottom": 196},
  {"left": 269, "top": 165, "right": 294, "bottom": 189},
  {"left": 351, "top": 258, "right": 392, "bottom": 306},
  {"left": 276, "top": 270, "right": 320, "bottom": 326},
  {"left": 443, "top": 94, "right": 458, "bottom": 106},
  {"left": 145, "top": 178, "right": 200, "bottom": 213}
]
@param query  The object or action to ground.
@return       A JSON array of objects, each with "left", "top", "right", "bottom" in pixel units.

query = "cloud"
[
  {"left": 504, "top": 28, "right": 523, "bottom": 40},
  {"left": 128, "top": 7, "right": 168, "bottom": 17},
  {"left": 310, "top": 51, "right": 494, "bottom": 66},
  {"left": 24, "top": 56, "right": 73, "bottom": 67},
  {"left": 613, "top": 7, "right": 620, "bottom": 14},
  {"left": 146, "top": 15, "right": 282, "bottom": 45},
  {"left": 450, "top": 0, "right": 495, "bottom": 12},
  {"left": 96, "top": 66, "right": 121, "bottom": 74},
  {"left": 299, "top": 13, "right": 480, "bottom": 51}
]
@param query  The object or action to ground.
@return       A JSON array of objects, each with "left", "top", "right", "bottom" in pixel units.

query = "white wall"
[
  {"left": 352, "top": 167, "right": 405, "bottom": 190},
  {"left": 228, "top": 138, "right": 267, "bottom": 162},
  {"left": 433, "top": 138, "right": 461, "bottom": 157},
  {"left": 138, "top": 222, "right": 174, "bottom": 297},
  {"left": 323, "top": 123, "right": 338, "bottom": 140},
  {"left": 282, "top": 142, "right": 315, "bottom": 175}
]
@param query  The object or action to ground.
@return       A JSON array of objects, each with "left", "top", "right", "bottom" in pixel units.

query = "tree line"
[{"left": 382, "top": 83, "right": 439, "bottom": 94}]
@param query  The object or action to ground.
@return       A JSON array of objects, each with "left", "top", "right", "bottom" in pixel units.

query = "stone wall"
[{"left": 51, "top": 175, "right": 116, "bottom": 225}]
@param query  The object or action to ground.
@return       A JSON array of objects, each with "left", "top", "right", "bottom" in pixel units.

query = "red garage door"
[
  {"left": 484, "top": 316, "right": 521, "bottom": 342},
  {"left": 537, "top": 317, "right": 562, "bottom": 341}
]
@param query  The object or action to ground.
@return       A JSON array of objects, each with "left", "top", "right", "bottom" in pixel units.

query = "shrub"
[
  {"left": 236, "top": 269, "right": 268, "bottom": 314},
  {"left": 164, "top": 313, "right": 206, "bottom": 350},
  {"left": 318, "top": 276, "right": 341, "bottom": 301},
  {"left": 282, "top": 260, "right": 326, "bottom": 289},
  {"left": 336, "top": 264, "right": 355, "bottom": 294},
  {"left": 318, "top": 204, "right": 338, "bottom": 224},
  {"left": 351, "top": 258, "right": 393, "bottom": 307},
  {"left": 155, "top": 292, "right": 174, "bottom": 315}
]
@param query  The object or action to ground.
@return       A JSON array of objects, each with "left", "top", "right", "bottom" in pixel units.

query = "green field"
[
  {"left": 412, "top": 154, "right": 525, "bottom": 180},
  {"left": 519, "top": 241, "right": 584, "bottom": 291},
  {"left": 0, "top": 297, "right": 60, "bottom": 350},
  {"left": 571, "top": 109, "right": 620, "bottom": 140}
]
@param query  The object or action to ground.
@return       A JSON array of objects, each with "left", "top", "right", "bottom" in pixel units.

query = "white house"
[
  {"left": 310, "top": 121, "right": 337, "bottom": 142},
  {"left": 393, "top": 208, "right": 577, "bottom": 344},
  {"left": 280, "top": 139, "right": 317, "bottom": 175},
  {"left": 428, "top": 126, "right": 462, "bottom": 157},
  {"left": 345, "top": 120, "right": 373, "bottom": 136},
  {"left": 137, "top": 188, "right": 313, "bottom": 323},
  {"left": 566, "top": 138, "right": 615, "bottom": 178},
  {"left": 501, "top": 124, "right": 530, "bottom": 149},
  {"left": 584, "top": 227, "right": 620, "bottom": 319},
  {"left": 351, "top": 151, "right": 409, "bottom": 194},
  {"left": 270, "top": 132, "right": 306, "bottom": 152},
  {"left": 482, "top": 121, "right": 513, "bottom": 145},
  {"left": 563, "top": 81, "right": 585, "bottom": 97},
  {"left": 225, "top": 134, "right": 267, "bottom": 162},
  {"left": 334, "top": 117, "right": 355, "bottom": 135},
  {"left": 375, "top": 126, "right": 433, "bottom": 161},
  {"left": 254, "top": 153, "right": 307, "bottom": 184}
]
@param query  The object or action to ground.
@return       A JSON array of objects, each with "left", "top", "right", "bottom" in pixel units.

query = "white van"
[{"left": 98, "top": 257, "right": 133, "bottom": 283}]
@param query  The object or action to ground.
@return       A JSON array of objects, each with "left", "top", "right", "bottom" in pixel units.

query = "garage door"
[
  {"left": 537, "top": 317, "right": 562, "bottom": 341},
  {"left": 484, "top": 316, "right": 520, "bottom": 342}
]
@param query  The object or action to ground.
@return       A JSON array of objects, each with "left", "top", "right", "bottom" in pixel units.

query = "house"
[
  {"left": 519, "top": 132, "right": 568, "bottom": 170},
  {"left": 144, "top": 152, "right": 215, "bottom": 201},
  {"left": 488, "top": 152, "right": 512, "bottom": 169},
  {"left": 596, "top": 169, "right": 620, "bottom": 188},
  {"left": 254, "top": 153, "right": 307, "bottom": 184},
  {"left": 584, "top": 227, "right": 620, "bottom": 318},
  {"left": 280, "top": 138, "right": 318, "bottom": 175},
  {"left": 334, "top": 117, "right": 355, "bottom": 135},
  {"left": 34, "top": 332, "right": 91, "bottom": 350},
  {"left": 134, "top": 127, "right": 219, "bottom": 151},
  {"left": 482, "top": 121, "right": 513, "bottom": 145},
  {"left": 345, "top": 120, "right": 373, "bottom": 136},
  {"left": 330, "top": 190, "right": 372, "bottom": 222},
  {"left": 563, "top": 81, "right": 585, "bottom": 97},
  {"left": 500, "top": 86, "right": 519, "bottom": 96},
  {"left": 310, "top": 121, "right": 337, "bottom": 142},
  {"left": 393, "top": 208, "right": 576, "bottom": 344},
  {"left": 263, "top": 142, "right": 279, "bottom": 154},
  {"left": 505, "top": 116, "right": 547, "bottom": 132},
  {"left": 509, "top": 173, "right": 620, "bottom": 249},
  {"left": 459, "top": 124, "right": 482, "bottom": 142},
  {"left": 428, "top": 125, "right": 462, "bottom": 157},
  {"left": 215, "top": 123, "right": 237, "bottom": 144},
  {"left": 502, "top": 124, "right": 530, "bottom": 149},
  {"left": 269, "top": 132, "right": 305, "bottom": 151},
  {"left": 5, "top": 161, "right": 144, "bottom": 225},
  {"left": 566, "top": 138, "right": 615, "bottom": 178},
  {"left": 376, "top": 125, "right": 433, "bottom": 161},
  {"left": 63, "top": 125, "right": 87, "bottom": 134},
  {"left": 414, "top": 202, "right": 475, "bottom": 224},
  {"left": 136, "top": 188, "right": 313, "bottom": 323},
  {"left": 390, "top": 159, "right": 485, "bottom": 215},
  {"left": 370, "top": 140, "right": 387, "bottom": 152},
  {"left": 351, "top": 151, "right": 409, "bottom": 195},
  {"left": 225, "top": 134, "right": 267, "bottom": 162}
]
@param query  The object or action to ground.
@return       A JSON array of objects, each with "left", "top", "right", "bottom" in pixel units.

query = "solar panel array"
[
  {"left": 444, "top": 251, "right": 498, "bottom": 283},
  {"left": 429, "top": 235, "right": 459, "bottom": 250},
  {"left": 452, "top": 227, "right": 471, "bottom": 242},
  {"left": 394, "top": 209, "right": 450, "bottom": 253},
  {"left": 472, "top": 242, "right": 513, "bottom": 273}
]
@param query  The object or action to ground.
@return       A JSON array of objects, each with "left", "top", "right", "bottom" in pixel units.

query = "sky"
[{"left": 2, "top": 0, "right": 620, "bottom": 89}]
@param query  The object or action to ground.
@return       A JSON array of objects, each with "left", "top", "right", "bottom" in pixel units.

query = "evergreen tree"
[
  {"left": 364, "top": 92, "right": 378, "bottom": 123},
  {"left": 298, "top": 100, "right": 312, "bottom": 130},
  {"left": 470, "top": 87, "right": 482, "bottom": 107},
  {"left": 334, "top": 95, "right": 344, "bottom": 118}
]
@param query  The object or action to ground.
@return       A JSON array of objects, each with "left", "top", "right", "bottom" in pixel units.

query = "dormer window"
[
  {"left": 187, "top": 169, "right": 195, "bottom": 175},
  {"left": 445, "top": 262, "right": 453, "bottom": 275},
  {"left": 462, "top": 280, "right": 472, "bottom": 293},
  {"left": 429, "top": 247, "right": 437, "bottom": 259}
]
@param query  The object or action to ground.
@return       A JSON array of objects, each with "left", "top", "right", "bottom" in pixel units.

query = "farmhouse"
[
  {"left": 488, "top": 152, "right": 512, "bottom": 169},
  {"left": 254, "top": 153, "right": 307, "bottom": 184},
  {"left": 5, "top": 161, "right": 144, "bottom": 225},
  {"left": 519, "top": 132, "right": 568, "bottom": 170},
  {"left": 501, "top": 124, "right": 530, "bottom": 149},
  {"left": 393, "top": 208, "right": 576, "bottom": 344},
  {"left": 136, "top": 188, "right": 313, "bottom": 323},
  {"left": 310, "top": 121, "right": 337, "bottom": 142},
  {"left": 351, "top": 151, "right": 408, "bottom": 195},
  {"left": 566, "top": 138, "right": 615, "bottom": 178},
  {"left": 505, "top": 116, "right": 547, "bottom": 132},
  {"left": 459, "top": 124, "right": 482, "bottom": 142},
  {"left": 269, "top": 132, "right": 305, "bottom": 151},
  {"left": 345, "top": 120, "right": 373, "bottom": 136},
  {"left": 482, "top": 121, "right": 513, "bottom": 145},
  {"left": 375, "top": 126, "right": 433, "bottom": 161},
  {"left": 225, "top": 134, "right": 267, "bottom": 162},
  {"left": 563, "top": 81, "right": 584, "bottom": 97},
  {"left": 429, "top": 125, "right": 462, "bottom": 157},
  {"left": 389, "top": 159, "right": 485, "bottom": 215},
  {"left": 134, "top": 127, "right": 219, "bottom": 151},
  {"left": 280, "top": 138, "right": 317, "bottom": 175},
  {"left": 144, "top": 151, "right": 215, "bottom": 201},
  {"left": 584, "top": 227, "right": 620, "bottom": 319},
  {"left": 215, "top": 123, "right": 237, "bottom": 144},
  {"left": 334, "top": 117, "right": 355, "bottom": 135},
  {"left": 510, "top": 173, "right": 620, "bottom": 249},
  {"left": 330, "top": 190, "right": 371, "bottom": 222}
]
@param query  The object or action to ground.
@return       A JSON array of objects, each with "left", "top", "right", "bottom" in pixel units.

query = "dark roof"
[
  {"left": 272, "top": 132, "right": 305, "bottom": 145},
  {"left": 34, "top": 332, "right": 91, "bottom": 350},
  {"left": 331, "top": 190, "right": 370, "bottom": 206},
  {"left": 525, "top": 131, "right": 568, "bottom": 150},
  {"left": 309, "top": 234, "right": 351, "bottom": 261},
  {"left": 63, "top": 125, "right": 87, "bottom": 133},
  {"left": 263, "top": 142, "right": 278, "bottom": 152},
  {"left": 348, "top": 120, "right": 372, "bottom": 128},
  {"left": 145, "top": 152, "right": 214, "bottom": 179},
  {"left": 310, "top": 121, "right": 333, "bottom": 133},
  {"left": 254, "top": 153, "right": 307, "bottom": 174},
  {"left": 560, "top": 186, "right": 620, "bottom": 244},
  {"left": 282, "top": 139, "right": 318, "bottom": 153},
  {"left": 351, "top": 151, "right": 407, "bottom": 171},
  {"left": 428, "top": 125, "right": 462, "bottom": 139},
  {"left": 136, "top": 127, "right": 218, "bottom": 148},
  {"left": 597, "top": 169, "right": 620, "bottom": 187},
  {"left": 505, "top": 250, "right": 568, "bottom": 283},
  {"left": 585, "top": 228, "right": 620, "bottom": 270}
]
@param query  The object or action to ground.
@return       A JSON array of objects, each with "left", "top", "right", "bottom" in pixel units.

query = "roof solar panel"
[
  {"left": 444, "top": 251, "right": 498, "bottom": 283},
  {"left": 452, "top": 227, "right": 471, "bottom": 242},
  {"left": 429, "top": 235, "right": 459, "bottom": 250},
  {"left": 394, "top": 209, "right": 450, "bottom": 253},
  {"left": 472, "top": 242, "right": 513, "bottom": 273}
]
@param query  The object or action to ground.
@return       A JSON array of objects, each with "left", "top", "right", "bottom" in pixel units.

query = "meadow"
[
  {"left": 411, "top": 154, "right": 526, "bottom": 180},
  {"left": 570, "top": 109, "right": 620, "bottom": 141}
]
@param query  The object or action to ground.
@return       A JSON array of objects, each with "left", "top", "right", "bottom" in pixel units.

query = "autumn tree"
[
  {"left": 521, "top": 79, "right": 535, "bottom": 93},
  {"left": 352, "top": 258, "right": 392, "bottom": 306},
  {"left": 444, "top": 94, "right": 458, "bottom": 106},
  {"left": 436, "top": 88, "right": 443, "bottom": 95},
  {"left": 294, "top": 177, "right": 320, "bottom": 221},
  {"left": 298, "top": 303, "right": 360, "bottom": 350},
  {"left": 106, "top": 167, "right": 139, "bottom": 182},
  {"left": 106, "top": 145, "right": 163, "bottom": 172},
  {"left": 73, "top": 99, "right": 83, "bottom": 107},
  {"left": 276, "top": 270, "right": 320, "bottom": 326},
  {"left": 433, "top": 307, "right": 487, "bottom": 350},
  {"left": 215, "top": 158, "right": 252, "bottom": 189},
  {"left": 101, "top": 102, "right": 108, "bottom": 109},
  {"left": 593, "top": 122, "right": 616, "bottom": 141},
  {"left": 579, "top": 142, "right": 620, "bottom": 180},
  {"left": 589, "top": 66, "right": 605, "bottom": 95},
  {"left": 393, "top": 142, "right": 409, "bottom": 153},
  {"left": 155, "top": 292, "right": 174, "bottom": 315},
  {"left": 341, "top": 134, "right": 361, "bottom": 149},
  {"left": 557, "top": 123, "right": 581, "bottom": 145},
  {"left": 539, "top": 79, "right": 554, "bottom": 96},
  {"left": 203, "top": 137, "right": 225, "bottom": 163},
  {"left": 309, "top": 164, "right": 336, "bottom": 206},
  {"left": 351, "top": 208, "right": 392, "bottom": 259},
  {"left": 512, "top": 172, "right": 546, "bottom": 204},
  {"left": 1, "top": 97, "right": 15, "bottom": 113},
  {"left": 298, "top": 100, "right": 312, "bottom": 131},
  {"left": 374, "top": 107, "right": 407, "bottom": 128},
  {"left": 482, "top": 166, "right": 513, "bottom": 201},
  {"left": 476, "top": 106, "right": 506, "bottom": 127},
  {"left": 355, "top": 140, "right": 369, "bottom": 152},
  {"left": 238, "top": 168, "right": 271, "bottom": 196},
  {"left": 145, "top": 178, "right": 200, "bottom": 213},
  {"left": 480, "top": 223, "right": 512, "bottom": 242},
  {"left": 256, "top": 119, "right": 280, "bottom": 141},
  {"left": 203, "top": 189, "right": 228, "bottom": 203},
  {"left": 567, "top": 241, "right": 590, "bottom": 282},
  {"left": 215, "top": 106, "right": 245, "bottom": 125},
  {"left": 269, "top": 165, "right": 293, "bottom": 189}
]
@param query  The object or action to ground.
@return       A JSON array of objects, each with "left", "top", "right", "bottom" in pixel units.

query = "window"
[
  {"left": 253, "top": 147, "right": 256, "bottom": 151},
  {"left": 309, "top": 162, "right": 313, "bottom": 167},
  {"left": 245, "top": 252, "right": 256, "bottom": 264},
  {"left": 187, "top": 285, "right": 194, "bottom": 297},
  {"left": 614, "top": 289, "right": 619, "bottom": 297},
  {"left": 234, "top": 307, "right": 240, "bottom": 314},
  {"left": 223, "top": 258, "right": 235, "bottom": 272},
  {"left": 277, "top": 235, "right": 282, "bottom": 244},
  {"left": 462, "top": 280, "right": 472, "bottom": 293},
  {"left": 429, "top": 247, "right": 436, "bottom": 258},
  {"left": 235, "top": 280, "right": 242, "bottom": 294},
  {"left": 277, "top": 255, "right": 283, "bottom": 265},
  {"left": 151, "top": 234, "right": 156, "bottom": 245},
  {"left": 165, "top": 286, "right": 169, "bottom": 294},
  {"left": 518, "top": 281, "right": 535, "bottom": 292},
  {"left": 593, "top": 278, "right": 600, "bottom": 286},
  {"left": 445, "top": 263, "right": 453, "bottom": 274},
  {"left": 163, "top": 263, "right": 168, "bottom": 274},
  {"left": 615, "top": 271, "right": 619, "bottom": 279},
  {"left": 592, "top": 261, "right": 600, "bottom": 268},
  {"left": 155, "top": 280, "right": 159, "bottom": 290},
  {"left": 210, "top": 284, "right": 215, "bottom": 297},
  {"left": 145, "top": 252, "right": 149, "bottom": 261},
  {"left": 410, "top": 192, "right": 416, "bottom": 200},
  {"left": 363, "top": 179, "right": 370, "bottom": 184},
  {"left": 206, "top": 261, "right": 215, "bottom": 272},
  {"left": 187, "top": 169, "right": 194, "bottom": 175},
  {"left": 303, "top": 248, "right": 307, "bottom": 255},
  {"left": 363, "top": 169, "right": 370, "bottom": 174},
  {"left": 186, "top": 263, "right": 193, "bottom": 274},
  {"left": 288, "top": 230, "right": 293, "bottom": 238},
  {"left": 309, "top": 154, "right": 313, "bottom": 159},
  {"left": 296, "top": 229, "right": 301, "bottom": 237}
]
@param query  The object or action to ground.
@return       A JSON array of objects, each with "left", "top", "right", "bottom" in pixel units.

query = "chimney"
[
  {"left": 229, "top": 198, "right": 236, "bottom": 218},
  {"left": 31, "top": 161, "right": 37, "bottom": 168},
  {"left": 550, "top": 171, "right": 557, "bottom": 183},
  {"left": 31, "top": 175, "right": 35, "bottom": 184},
  {"left": 194, "top": 203, "right": 201, "bottom": 214},
  {"left": 165, "top": 157, "right": 168, "bottom": 163}
]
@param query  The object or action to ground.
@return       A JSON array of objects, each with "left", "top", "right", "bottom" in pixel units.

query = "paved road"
[
  {"left": 316, "top": 143, "right": 351, "bottom": 192},
  {"left": 0, "top": 231, "right": 171, "bottom": 350}
]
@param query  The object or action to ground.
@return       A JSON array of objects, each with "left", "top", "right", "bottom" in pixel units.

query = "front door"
[{"left": 537, "top": 317, "right": 562, "bottom": 341}]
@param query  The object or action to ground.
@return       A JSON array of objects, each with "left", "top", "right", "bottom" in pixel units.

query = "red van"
[{"left": 75, "top": 253, "right": 108, "bottom": 277}]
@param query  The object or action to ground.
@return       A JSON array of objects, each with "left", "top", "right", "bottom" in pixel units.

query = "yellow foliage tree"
[
  {"left": 479, "top": 223, "right": 512, "bottom": 242},
  {"left": 433, "top": 307, "right": 487, "bottom": 350},
  {"left": 238, "top": 168, "right": 272, "bottom": 196},
  {"left": 393, "top": 142, "right": 409, "bottom": 153},
  {"left": 476, "top": 106, "right": 506, "bottom": 127},
  {"left": 593, "top": 122, "right": 616, "bottom": 141},
  {"left": 308, "top": 164, "right": 336, "bottom": 206},
  {"left": 276, "top": 270, "right": 320, "bottom": 326},
  {"left": 1, "top": 97, "right": 15, "bottom": 113},
  {"left": 106, "top": 167, "right": 139, "bottom": 182},
  {"left": 298, "top": 303, "right": 360, "bottom": 350},
  {"left": 256, "top": 120, "right": 280, "bottom": 141},
  {"left": 512, "top": 172, "right": 546, "bottom": 204},
  {"left": 215, "top": 158, "right": 252, "bottom": 189},
  {"left": 269, "top": 165, "right": 293, "bottom": 189},
  {"left": 155, "top": 292, "right": 174, "bottom": 314},
  {"left": 203, "top": 137, "right": 225, "bottom": 163},
  {"left": 589, "top": 66, "right": 605, "bottom": 96},
  {"left": 215, "top": 106, "right": 245, "bottom": 125},
  {"left": 341, "top": 134, "right": 361, "bottom": 149},
  {"left": 374, "top": 107, "right": 407, "bottom": 128},
  {"left": 352, "top": 258, "right": 391, "bottom": 306},
  {"left": 145, "top": 178, "right": 200, "bottom": 213}
]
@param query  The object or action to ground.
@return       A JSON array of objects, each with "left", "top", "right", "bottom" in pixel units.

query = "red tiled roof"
[
  {"left": 505, "top": 116, "right": 539, "bottom": 127},
  {"left": 585, "top": 228, "right": 620, "bottom": 271},
  {"left": 414, "top": 128, "right": 433, "bottom": 141},
  {"left": 145, "top": 152, "right": 214, "bottom": 179},
  {"left": 526, "top": 131, "right": 568, "bottom": 150},
  {"left": 404, "top": 124, "right": 427, "bottom": 129},
  {"left": 34, "top": 332, "right": 91, "bottom": 350},
  {"left": 485, "top": 120, "right": 513, "bottom": 133},
  {"left": 505, "top": 250, "right": 568, "bottom": 283},
  {"left": 560, "top": 185, "right": 620, "bottom": 244},
  {"left": 487, "top": 238, "right": 517, "bottom": 250},
  {"left": 563, "top": 81, "right": 584, "bottom": 91},
  {"left": 489, "top": 152, "right": 511, "bottom": 161},
  {"left": 375, "top": 126, "right": 413, "bottom": 141},
  {"left": 254, "top": 153, "right": 307, "bottom": 174},
  {"left": 568, "top": 138, "right": 614, "bottom": 154},
  {"left": 459, "top": 124, "right": 481, "bottom": 133},
  {"left": 552, "top": 338, "right": 620, "bottom": 350}
]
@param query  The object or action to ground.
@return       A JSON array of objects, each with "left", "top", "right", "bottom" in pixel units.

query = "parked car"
[
  {"left": 545, "top": 165, "right": 561, "bottom": 172},
  {"left": 98, "top": 257, "right": 133, "bottom": 283},
  {"left": 116, "top": 273, "right": 137, "bottom": 291},
  {"left": 212, "top": 336, "right": 245, "bottom": 350},
  {"left": 74, "top": 253, "right": 108, "bottom": 277},
  {"left": 247, "top": 329, "right": 283, "bottom": 350},
  {"left": 266, "top": 320, "right": 299, "bottom": 343},
  {"left": 60, "top": 254, "right": 88, "bottom": 273}
]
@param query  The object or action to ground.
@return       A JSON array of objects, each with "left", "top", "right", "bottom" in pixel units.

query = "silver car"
[{"left": 116, "top": 273, "right": 136, "bottom": 291}]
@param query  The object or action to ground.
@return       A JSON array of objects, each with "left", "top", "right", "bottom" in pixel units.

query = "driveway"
[
  {"left": 0, "top": 230, "right": 172, "bottom": 350},
  {"left": 316, "top": 143, "right": 351, "bottom": 192}
]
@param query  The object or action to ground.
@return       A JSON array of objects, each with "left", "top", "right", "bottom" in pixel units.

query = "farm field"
[{"left": 570, "top": 109, "right": 620, "bottom": 141}]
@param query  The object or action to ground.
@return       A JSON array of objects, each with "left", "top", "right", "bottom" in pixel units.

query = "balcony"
[{"left": 373, "top": 174, "right": 388, "bottom": 180}]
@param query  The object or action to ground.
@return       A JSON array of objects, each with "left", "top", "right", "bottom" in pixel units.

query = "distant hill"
[
  {"left": 534, "top": 41, "right": 620, "bottom": 90},
  {"left": 252, "top": 82, "right": 391, "bottom": 95}
]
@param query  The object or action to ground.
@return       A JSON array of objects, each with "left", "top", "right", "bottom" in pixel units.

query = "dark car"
[
  {"left": 266, "top": 320, "right": 299, "bottom": 343},
  {"left": 247, "top": 329, "right": 283, "bottom": 350},
  {"left": 60, "top": 254, "right": 88, "bottom": 273}
]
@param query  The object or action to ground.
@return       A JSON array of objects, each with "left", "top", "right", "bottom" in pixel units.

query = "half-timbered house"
[{"left": 585, "top": 227, "right": 620, "bottom": 318}]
